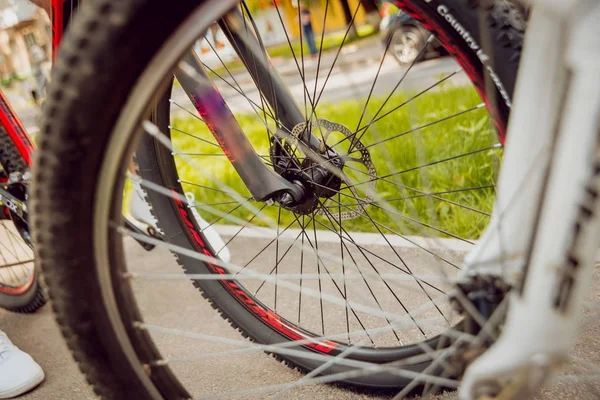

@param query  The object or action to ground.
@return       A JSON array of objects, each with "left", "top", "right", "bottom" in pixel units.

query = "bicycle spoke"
[
  {"left": 334, "top": 163, "right": 492, "bottom": 222},
  {"left": 254, "top": 228, "right": 305, "bottom": 297},
  {"left": 132, "top": 174, "right": 254, "bottom": 236},
  {"left": 298, "top": 216, "right": 306, "bottom": 324},
  {"left": 317, "top": 204, "right": 405, "bottom": 342},
  {"left": 268, "top": 336, "right": 371, "bottom": 399},
  {"left": 310, "top": 0, "right": 330, "bottom": 113},
  {"left": 120, "top": 228, "right": 447, "bottom": 326},
  {"left": 331, "top": 103, "right": 485, "bottom": 152},
  {"left": 0, "top": 232, "right": 26, "bottom": 262},
  {"left": 204, "top": 359, "right": 457, "bottom": 399},
  {"left": 309, "top": 217, "right": 448, "bottom": 294},
  {"left": 296, "top": 1, "right": 308, "bottom": 120},
  {"left": 350, "top": 34, "right": 433, "bottom": 137},
  {"left": 338, "top": 193, "right": 350, "bottom": 344},
  {"left": 318, "top": 199, "right": 449, "bottom": 334},
  {"left": 368, "top": 202, "right": 475, "bottom": 243},
  {"left": 354, "top": 34, "right": 395, "bottom": 133},
  {"left": 270, "top": 0, "right": 316, "bottom": 111},
  {"left": 240, "top": 1, "right": 280, "bottom": 129},
  {"left": 222, "top": 9, "right": 283, "bottom": 139},
  {"left": 236, "top": 214, "right": 304, "bottom": 278},
  {"left": 310, "top": 216, "right": 326, "bottom": 336},
  {"left": 383, "top": 184, "right": 495, "bottom": 216},
  {"left": 136, "top": 322, "right": 462, "bottom": 390},
  {"left": 344, "top": 143, "right": 501, "bottom": 191},
  {"left": 313, "top": 1, "right": 371, "bottom": 110},
  {"left": 216, "top": 203, "right": 268, "bottom": 257},
  {"left": 0, "top": 222, "right": 32, "bottom": 285},
  {"left": 0, "top": 259, "right": 35, "bottom": 270},
  {"left": 130, "top": 272, "right": 458, "bottom": 284},
  {"left": 317, "top": 195, "right": 460, "bottom": 270},
  {"left": 170, "top": 99, "right": 205, "bottom": 123},
  {"left": 322, "top": 178, "right": 494, "bottom": 217},
  {"left": 199, "top": 61, "right": 279, "bottom": 124},
  {"left": 169, "top": 126, "right": 219, "bottom": 148},
  {"left": 178, "top": 180, "right": 241, "bottom": 196},
  {"left": 355, "top": 68, "right": 461, "bottom": 137},
  {"left": 144, "top": 319, "right": 459, "bottom": 364}
]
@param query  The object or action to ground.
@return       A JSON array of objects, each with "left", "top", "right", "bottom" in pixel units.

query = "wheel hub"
[{"left": 273, "top": 118, "right": 377, "bottom": 219}]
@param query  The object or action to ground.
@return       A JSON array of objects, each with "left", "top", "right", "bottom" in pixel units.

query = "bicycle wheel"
[
  {"left": 0, "top": 126, "right": 45, "bottom": 313},
  {"left": 33, "top": 0, "right": 524, "bottom": 398}
]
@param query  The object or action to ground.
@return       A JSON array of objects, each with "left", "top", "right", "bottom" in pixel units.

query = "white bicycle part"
[
  {"left": 129, "top": 180, "right": 160, "bottom": 236},
  {"left": 185, "top": 192, "right": 231, "bottom": 264},
  {"left": 460, "top": 0, "right": 600, "bottom": 398}
]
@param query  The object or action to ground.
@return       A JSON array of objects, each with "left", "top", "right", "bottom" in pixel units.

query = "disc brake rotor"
[{"left": 290, "top": 118, "right": 377, "bottom": 220}]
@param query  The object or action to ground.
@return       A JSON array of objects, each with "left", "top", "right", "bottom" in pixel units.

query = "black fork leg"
[
  {"left": 173, "top": 52, "right": 304, "bottom": 203},
  {"left": 171, "top": 8, "right": 331, "bottom": 203},
  {"left": 218, "top": 8, "right": 322, "bottom": 150}
]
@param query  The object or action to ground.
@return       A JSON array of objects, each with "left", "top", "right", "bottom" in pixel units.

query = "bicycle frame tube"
[
  {"left": 0, "top": 90, "right": 34, "bottom": 166},
  {"left": 218, "top": 9, "right": 322, "bottom": 150},
  {"left": 51, "top": 0, "right": 64, "bottom": 57},
  {"left": 52, "top": 0, "right": 80, "bottom": 59}
]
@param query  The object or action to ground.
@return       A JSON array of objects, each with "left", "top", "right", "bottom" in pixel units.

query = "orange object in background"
[{"left": 379, "top": 1, "right": 400, "bottom": 18}]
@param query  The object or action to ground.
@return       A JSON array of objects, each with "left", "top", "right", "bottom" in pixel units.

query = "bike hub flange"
[{"left": 273, "top": 118, "right": 377, "bottom": 218}]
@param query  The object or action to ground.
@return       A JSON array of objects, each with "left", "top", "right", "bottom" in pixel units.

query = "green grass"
[
  {"left": 168, "top": 83, "right": 500, "bottom": 241},
  {"left": 0, "top": 73, "right": 27, "bottom": 88}
]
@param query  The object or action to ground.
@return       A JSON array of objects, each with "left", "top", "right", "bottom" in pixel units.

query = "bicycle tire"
[
  {"left": 32, "top": 0, "right": 523, "bottom": 398},
  {"left": 0, "top": 126, "right": 45, "bottom": 313},
  {"left": 138, "top": 0, "right": 523, "bottom": 387}
]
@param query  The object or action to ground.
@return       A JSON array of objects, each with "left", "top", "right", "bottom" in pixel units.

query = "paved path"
[
  {"left": 1, "top": 237, "right": 599, "bottom": 399},
  {"left": 171, "top": 55, "right": 466, "bottom": 116}
]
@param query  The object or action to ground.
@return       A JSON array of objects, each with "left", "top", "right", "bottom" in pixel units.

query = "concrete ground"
[
  {"left": 2, "top": 235, "right": 600, "bottom": 400},
  {"left": 172, "top": 55, "right": 468, "bottom": 115}
]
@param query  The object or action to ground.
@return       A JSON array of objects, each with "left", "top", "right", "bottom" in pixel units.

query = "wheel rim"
[
  {"left": 163, "top": 5, "right": 498, "bottom": 349},
  {"left": 93, "top": 0, "right": 510, "bottom": 397},
  {"left": 0, "top": 218, "right": 34, "bottom": 295}
]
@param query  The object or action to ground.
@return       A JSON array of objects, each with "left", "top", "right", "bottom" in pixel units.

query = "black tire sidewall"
[
  {"left": 138, "top": 0, "right": 522, "bottom": 389},
  {"left": 0, "top": 271, "right": 44, "bottom": 312}
]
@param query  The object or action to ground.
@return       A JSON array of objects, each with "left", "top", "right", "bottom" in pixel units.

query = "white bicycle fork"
[{"left": 460, "top": 0, "right": 600, "bottom": 398}]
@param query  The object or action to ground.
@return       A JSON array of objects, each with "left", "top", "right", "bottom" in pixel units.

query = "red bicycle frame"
[
  {"left": 0, "top": 91, "right": 34, "bottom": 166},
  {"left": 0, "top": 0, "right": 76, "bottom": 168}
]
